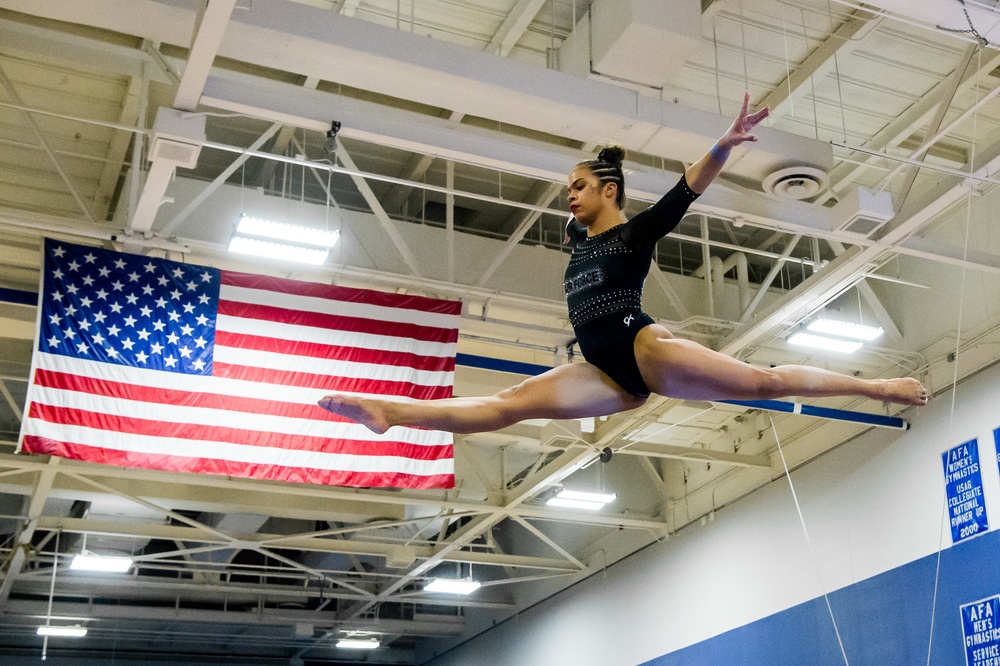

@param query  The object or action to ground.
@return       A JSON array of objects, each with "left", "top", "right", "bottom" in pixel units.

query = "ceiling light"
[
  {"left": 229, "top": 215, "right": 339, "bottom": 266},
  {"left": 70, "top": 554, "right": 133, "bottom": 573},
  {"left": 236, "top": 215, "right": 340, "bottom": 248},
  {"left": 806, "top": 318, "right": 883, "bottom": 341},
  {"left": 37, "top": 625, "right": 88, "bottom": 638},
  {"left": 546, "top": 489, "right": 616, "bottom": 510},
  {"left": 424, "top": 578, "right": 482, "bottom": 595},
  {"left": 787, "top": 332, "right": 864, "bottom": 354},
  {"left": 336, "top": 638, "right": 380, "bottom": 649},
  {"left": 228, "top": 236, "right": 330, "bottom": 265}
]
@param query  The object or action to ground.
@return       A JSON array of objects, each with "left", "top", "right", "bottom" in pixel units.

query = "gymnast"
[{"left": 319, "top": 93, "right": 928, "bottom": 435}]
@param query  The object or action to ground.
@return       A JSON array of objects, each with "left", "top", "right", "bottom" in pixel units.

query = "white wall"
[{"left": 420, "top": 359, "right": 1000, "bottom": 665}]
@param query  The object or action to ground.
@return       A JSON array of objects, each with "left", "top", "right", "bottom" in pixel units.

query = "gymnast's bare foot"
[
  {"left": 318, "top": 393, "right": 392, "bottom": 434},
  {"left": 879, "top": 378, "right": 928, "bottom": 407}
]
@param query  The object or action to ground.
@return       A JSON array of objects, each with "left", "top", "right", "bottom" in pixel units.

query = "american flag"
[{"left": 20, "top": 238, "right": 460, "bottom": 489}]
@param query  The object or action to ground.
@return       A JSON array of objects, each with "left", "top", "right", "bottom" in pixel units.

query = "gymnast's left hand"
[{"left": 718, "top": 91, "right": 769, "bottom": 150}]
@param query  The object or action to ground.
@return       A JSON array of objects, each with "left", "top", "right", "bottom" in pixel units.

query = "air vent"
[{"left": 762, "top": 166, "right": 829, "bottom": 200}]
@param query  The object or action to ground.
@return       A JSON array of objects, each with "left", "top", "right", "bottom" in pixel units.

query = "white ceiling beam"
[
  {"left": 340, "top": 0, "right": 362, "bottom": 17},
  {"left": 486, "top": 0, "right": 547, "bottom": 57},
  {"left": 335, "top": 144, "right": 425, "bottom": 277},
  {"left": 828, "top": 240, "right": 903, "bottom": 344},
  {"left": 94, "top": 69, "right": 147, "bottom": 223},
  {"left": 173, "top": 0, "right": 238, "bottom": 111},
  {"left": 0, "top": 64, "right": 96, "bottom": 224},
  {"left": 757, "top": 5, "right": 883, "bottom": 116},
  {"left": 0, "top": 458, "right": 59, "bottom": 608}
]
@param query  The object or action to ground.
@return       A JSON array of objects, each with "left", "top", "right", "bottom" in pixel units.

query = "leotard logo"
[
  {"left": 623, "top": 314, "right": 634, "bottom": 326},
  {"left": 564, "top": 266, "right": 606, "bottom": 296}
]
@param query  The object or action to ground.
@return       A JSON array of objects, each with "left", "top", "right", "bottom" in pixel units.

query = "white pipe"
[{"left": 692, "top": 252, "right": 750, "bottom": 314}]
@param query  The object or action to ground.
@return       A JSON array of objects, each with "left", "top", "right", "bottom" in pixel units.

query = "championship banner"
[{"left": 19, "top": 238, "right": 460, "bottom": 489}]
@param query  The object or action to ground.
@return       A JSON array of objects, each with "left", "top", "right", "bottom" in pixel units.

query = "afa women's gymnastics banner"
[{"left": 19, "top": 238, "right": 460, "bottom": 489}]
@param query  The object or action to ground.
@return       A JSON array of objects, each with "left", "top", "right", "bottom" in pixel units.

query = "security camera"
[{"left": 324, "top": 121, "right": 341, "bottom": 155}]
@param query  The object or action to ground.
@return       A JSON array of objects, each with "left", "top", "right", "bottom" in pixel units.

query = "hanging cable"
[
  {"left": 926, "top": 43, "right": 983, "bottom": 666},
  {"left": 769, "top": 416, "right": 850, "bottom": 666}
]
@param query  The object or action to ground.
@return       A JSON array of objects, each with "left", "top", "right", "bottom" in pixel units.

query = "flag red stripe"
[
  {"left": 32, "top": 369, "right": 422, "bottom": 424},
  {"left": 212, "top": 363, "right": 453, "bottom": 399},
  {"left": 222, "top": 271, "right": 463, "bottom": 316},
  {"left": 218, "top": 301, "right": 459, "bottom": 344},
  {"left": 21, "top": 436, "right": 454, "bottom": 489},
  {"left": 214, "top": 330, "right": 456, "bottom": 372},
  {"left": 29, "top": 403, "right": 453, "bottom": 460}
]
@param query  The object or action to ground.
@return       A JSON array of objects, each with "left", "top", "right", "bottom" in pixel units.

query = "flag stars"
[
  {"left": 126, "top": 293, "right": 139, "bottom": 305},
  {"left": 76, "top": 341, "right": 89, "bottom": 354},
  {"left": 68, "top": 260, "right": 80, "bottom": 271},
  {"left": 157, "top": 275, "right": 169, "bottom": 286},
  {"left": 182, "top": 302, "right": 195, "bottom": 314},
  {"left": 180, "top": 324, "right": 194, "bottom": 336},
  {"left": 111, "top": 280, "right": 124, "bottom": 292},
  {"left": 135, "top": 351, "right": 149, "bottom": 364},
  {"left": 172, "top": 268, "right": 184, "bottom": 279},
  {"left": 168, "top": 311, "right": 181, "bottom": 322},
  {"left": 139, "top": 305, "right": 152, "bottom": 318},
  {"left": 137, "top": 329, "right": 151, "bottom": 341},
  {"left": 166, "top": 332, "right": 180, "bottom": 345},
  {"left": 92, "top": 333, "right": 105, "bottom": 346},
  {"left": 128, "top": 271, "right": 140, "bottom": 282},
  {"left": 65, "top": 305, "right": 77, "bottom": 317},
  {"left": 186, "top": 280, "right": 197, "bottom": 291},
  {"left": 96, "top": 288, "right": 109, "bottom": 300},
  {"left": 195, "top": 314, "right": 209, "bottom": 326},
  {"left": 192, "top": 359, "right": 206, "bottom": 371},
  {"left": 122, "top": 338, "right": 135, "bottom": 351},
  {"left": 169, "top": 289, "right": 182, "bottom": 301},
  {"left": 66, "top": 284, "right": 79, "bottom": 295},
  {"left": 198, "top": 294, "right": 210, "bottom": 305},
  {"left": 200, "top": 271, "right": 212, "bottom": 283},
  {"left": 79, "top": 320, "right": 91, "bottom": 332},
  {"left": 83, "top": 252, "right": 96, "bottom": 264},
  {"left": 150, "top": 342, "right": 164, "bottom": 355},
  {"left": 123, "top": 315, "right": 137, "bottom": 327},
  {"left": 47, "top": 335, "right": 59, "bottom": 347},
  {"left": 52, "top": 246, "right": 66, "bottom": 258},
  {"left": 82, "top": 276, "right": 95, "bottom": 287},
  {"left": 178, "top": 346, "right": 192, "bottom": 359},
  {"left": 114, "top": 258, "right": 126, "bottom": 270},
  {"left": 80, "top": 296, "right": 92, "bottom": 308},
  {"left": 94, "top": 312, "right": 107, "bottom": 324},
  {"left": 194, "top": 336, "right": 207, "bottom": 349},
  {"left": 51, "top": 291, "right": 63, "bottom": 302},
  {"left": 164, "top": 355, "right": 178, "bottom": 368},
  {"left": 144, "top": 262, "right": 156, "bottom": 273},
  {"left": 152, "top": 320, "right": 166, "bottom": 332},
  {"left": 52, "top": 269, "right": 64, "bottom": 280},
  {"left": 155, "top": 297, "right": 167, "bottom": 309},
  {"left": 98, "top": 266, "right": 110, "bottom": 278},
  {"left": 107, "top": 324, "right": 121, "bottom": 337},
  {"left": 106, "top": 347, "right": 119, "bottom": 359},
  {"left": 49, "top": 313, "right": 62, "bottom": 325},
  {"left": 142, "top": 284, "right": 153, "bottom": 296},
  {"left": 109, "top": 302, "right": 123, "bottom": 314},
  {"left": 63, "top": 327, "right": 76, "bottom": 340}
]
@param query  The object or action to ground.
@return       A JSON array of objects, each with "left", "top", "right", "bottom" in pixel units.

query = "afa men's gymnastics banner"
[{"left": 19, "top": 239, "right": 460, "bottom": 489}]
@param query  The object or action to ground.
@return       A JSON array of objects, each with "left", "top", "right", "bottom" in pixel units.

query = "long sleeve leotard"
[{"left": 563, "top": 176, "right": 700, "bottom": 397}]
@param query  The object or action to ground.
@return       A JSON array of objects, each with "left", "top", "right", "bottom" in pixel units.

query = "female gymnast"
[{"left": 319, "top": 92, "right": 928, "bottom": 435}]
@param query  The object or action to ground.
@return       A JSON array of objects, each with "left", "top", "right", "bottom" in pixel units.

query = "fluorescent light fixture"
[
  {"left": 236, "top": 215, "right": 340, "bottom": 248},
  {"left": 37, "top": 625, "right": 88, "bottom": 638},
  {"left": 336, "top": 638, "right": 380, "bottom": 649},
  {"left": 424, "top": 578, "right": 482, "bottom": 595},
  {"left": 787, "top": 332, "right": 864, "bottom": 354},
  {"left": 228, "top": 236, "right": 329, "bottom": 265},
  {"left": 70, "top": 554, "right": 133, "bottom": 573},
  {"left": 546, "top": 489, "right": 616, "bottom": 511},
  {"left": 806, "top": 318, "right": 883, "bottom": 341}
]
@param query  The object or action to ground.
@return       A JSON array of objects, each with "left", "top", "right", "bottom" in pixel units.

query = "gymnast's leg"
[
  {"left": 634, "top": 324, "right": 927, "bottom": 406},
  {"left": 318, "top": 362, "right": 647, "bottom": 434}
]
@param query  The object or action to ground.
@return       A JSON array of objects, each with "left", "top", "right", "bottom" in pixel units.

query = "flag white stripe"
[
  {"left": 25, "top": 420, "right": 454, "bottom": 476},
  {"left": 27, "top": 385, "right": 452, "bottom": 446},
  {"left": 216, "top": 315, "right": 457, "bottom": 357},
  {"left": 33, "top": 353, "right": 438, "bottom": 408},
  {"left": 213, "top": 345, "right": 454, "bottom": 387},
  {"left": 221, "top": 285, "right": 462, "bottom": 329}
]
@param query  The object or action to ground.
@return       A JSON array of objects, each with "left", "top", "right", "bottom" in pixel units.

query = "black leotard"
[{"left": 563, "top": 176, "right": 699, "bottom": 397}]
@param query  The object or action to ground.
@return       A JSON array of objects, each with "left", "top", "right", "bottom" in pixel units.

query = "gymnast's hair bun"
[{"left": 597, "top": 145, "right": 626, "bottom": 167}]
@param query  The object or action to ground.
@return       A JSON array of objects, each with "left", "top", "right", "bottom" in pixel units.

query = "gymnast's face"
[{"left": 567, "top": 167, "right": 617, "bottom": 225}]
